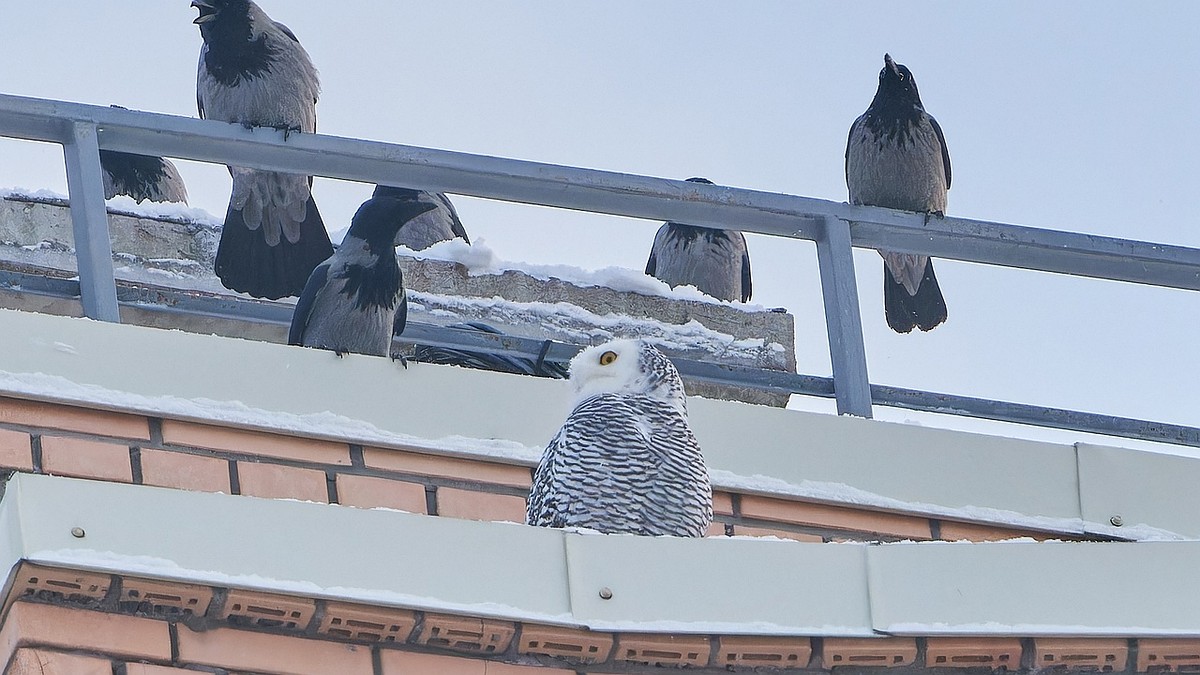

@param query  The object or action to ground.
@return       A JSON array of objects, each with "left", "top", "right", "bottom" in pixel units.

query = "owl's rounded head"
[{"left": 568, "top": 339, "right": 686, "bottom": 410}]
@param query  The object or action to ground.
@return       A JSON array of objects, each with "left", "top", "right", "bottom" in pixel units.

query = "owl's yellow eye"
[{"left": 599, "top": 351, "right": 618, "bottom": 366}]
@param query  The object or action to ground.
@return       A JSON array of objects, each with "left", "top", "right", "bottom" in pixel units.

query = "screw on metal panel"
[
  {"left": 70, "top": 527, "right": 85, "bottom": 538},
  {"left": 598, "top": 587, "right": 613, "bottom": 600},
  {"left": 1110, "top": 515, "right": 1123, "bottom": 527}
]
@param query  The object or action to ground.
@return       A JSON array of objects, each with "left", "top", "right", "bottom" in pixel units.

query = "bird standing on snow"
[
  {"left": 373, "top": 186, "right": 470, "bottom": 251},
  {"left": 527, "top": 339, "right": 713, "bottom": 537},
  {"left": 288, "top": 192, "right": 437, "bottom": 357},
  {"left": 645, "top": 177, "right": 752, "bottom": 303},
  {"left": 846, "top": 53, "right": 950, "bottom": 333},
  {"left": 193, "top": 0, "right": 333, "bottom": 299},
  {"left": 100, "top": 150, "right": 190, "bottom": 204}
]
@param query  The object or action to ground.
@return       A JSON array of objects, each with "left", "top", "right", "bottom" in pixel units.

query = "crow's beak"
[
  {"left": 884, "top": 53, "right": 899, "bottom": 76},
  {"left": 192, "top": 0, "right": 217, "bottom": 24}
]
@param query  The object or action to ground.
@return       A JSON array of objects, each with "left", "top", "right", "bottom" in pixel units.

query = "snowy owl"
[{"left": 526, "top": 339, "right": 713, "bottom": 537}]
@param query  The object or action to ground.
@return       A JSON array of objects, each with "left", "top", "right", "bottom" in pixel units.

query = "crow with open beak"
[{"left": 193, "top": 0, "right": 333, "bottom": 300}]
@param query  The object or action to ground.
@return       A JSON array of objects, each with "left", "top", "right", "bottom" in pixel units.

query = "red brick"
[
  {"left": 436, "top": 487, "right": 526, "bottom": 523},
  {"left": 8, "top": 648, "right": 112, "bottom": 674},
  {"left": 705, "top": 521, "right": 729, "bottom": 537},
  {"left": 9, "top": 563, "right": 111, "bottom": 607},
  {"left": 236, "top": 462, "right": 328, "bottom": 502},
  {"left": 0, "top": 429, "right": 32, "bottom": 471},
  {"left": 161, "top": 420, "right": 350, "bottom": 465},
  {"left": 518, "top": 623, "right": 613, "bottom": 664},
  {"left": 39, "top": 435, "right": 131, "bottom": 483},
  {"left": 378, "top": 652, "right": 574, "bottom": 675},
  {"left": 1136, "top": 639, "right": 1200, "bottom": 672},
  {"left": 176, "top": 625, "right": 372, "bottom": 675},
  {"left": 216, "top": 589, "right": 315, "bottom": 631},
  {"left": 712, "top": 491, "right": 735, "bottom": 516},
  {"left": 415, "top": 614, "right": 515, "bottom": 654},
  {"left": 939, "top": 520, "right": 1049, "bottom": 542},
  {"left": 731, "top": 524, "right": 824, "bottom": 542},
  {"left": 1034, "top": 638, "right": 1128, "bottom": 671},
  {"left": 139, "top": 448, "right": 230, "bottom": 493},
  {"left": 335, "top": 473, "right": 427, "bottom": 513},
  {"left": 119, "top": 576, "right": 213, "bottom": 618},
  {"left": 0, "top": 601, "right": 171, "bottom": 663},
  {"left": 0, "top": 397, "right": 150, "bottom": 440},
  {"left": 719, "top": 636, "right": 812, "bottom": 669},
  {"left": 362, "top": 447, "right": 532, "bottom": 488},
  {"left": 740, "top": 495, "right": 932, "bottom": 539},
  {"left": 927, "top": 637, "right": 1022, "bottom": 668},
  {"left": 317, "top": 602, "right": 416, "bottom": 643},
  {"left": 823, "top": 637, "right": 917, "bottom": 668},
  {"left": 616, "top": 634, "right": 711, "bottom": 667}
]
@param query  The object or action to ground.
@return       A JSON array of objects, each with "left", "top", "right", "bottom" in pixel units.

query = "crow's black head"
[
  {"left": 194, "top": 0, "right": 280, "bottom": 85},
  {"left": 870, "top": 53, "right": 925, "bottom": 113},
  {"left": 192, "top": 0, "right": 247, "bottom": 35},
  {"left": 348, "top": 196, "right": 439, "bottom": 255}
]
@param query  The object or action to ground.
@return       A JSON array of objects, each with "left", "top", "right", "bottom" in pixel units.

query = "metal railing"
[{"left": 1, "top": 93, "right": 1198, "bottom": 445}]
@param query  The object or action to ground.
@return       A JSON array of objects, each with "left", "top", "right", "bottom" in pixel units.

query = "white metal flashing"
[
  {"left": 0, "top": 308, "right": 1195, "bottom": 539},
  {"left": 3, "top": 474, "right": 1200, "bottom": 637}
]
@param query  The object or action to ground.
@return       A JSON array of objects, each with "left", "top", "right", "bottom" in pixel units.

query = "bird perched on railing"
[
  {"left": 645, "top": 177, "right": 752, "bottom": 303},
  {"left": 527, "top": 339, "right": 713, "bottom": 537},
  {"left": 99, "top": 150, "right": 190, "bottom": 205},
  {"left": 288, "top": 190, "right": 436, "bottom": 357},
  {"left": 192, "top": 0, "right": 333, "bottom": 300},
  {"left": 372, "top": 186, "right": 470, "bottom": 251},
  {"left": 846, "top": 53, "right": 950, "bottom": 333}
]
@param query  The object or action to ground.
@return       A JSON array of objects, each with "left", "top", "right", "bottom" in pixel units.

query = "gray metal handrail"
[{"left": 1, "top": 92, "right": 1197, "bottom": 428}]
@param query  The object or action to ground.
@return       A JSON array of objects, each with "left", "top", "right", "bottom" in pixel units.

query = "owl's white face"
[
  {"left": 567, "top": 339, "right": 686, "bottom": 413},
  {"left": 568, "top": 339, "right": 646, "bottom": 403}
]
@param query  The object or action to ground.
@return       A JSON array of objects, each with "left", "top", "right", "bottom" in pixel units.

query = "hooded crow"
[
  {"left": 846, "top": 53, "right": 950, "bottom": 333},
  {"left": 372, "top": 185, "right": 470, "bottom": 251},
  {"left": 100, "top": 150, "right": 190, "bottom": 204},
  {"left": 288, "top": 191, "right": 437, "bottom": 357},
  {"left": 645, "top": 177, "right": 752, "bottom": 303},
  {"left": 193, "top": 0, "right": 333, "bottom": 299}
]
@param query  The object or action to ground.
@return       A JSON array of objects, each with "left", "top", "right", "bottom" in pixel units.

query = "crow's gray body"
[
  {"left": 100, "top": 150, "right": 189, "bottom": 204},
  {"left": 194, "top": 0, "right": 332, "bottom": 299},
  {"left": 646, "top": 223, "right": 751, "bottom": 303},
  {"left": 846, "top": 54, "right": 950, "bottom": 333},
  {"left": 288, "top": 195, "right": 436, "bottom": 357},
  {"left": 527, "top": 340, "right": 713, "bottom": 537},
  {"left": 645, "top": 178, "right": 751, "bottom": 303}
]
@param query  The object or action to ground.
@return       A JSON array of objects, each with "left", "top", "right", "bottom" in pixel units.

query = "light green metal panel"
[
  {"left": 8, "top": 473, "right": 572, "bottom": 623},
  {"left": 691, "top": 397, "right": 1083, "bottom": 527},
  {"left": 867, "top": 540, "right": 1200, "bottom": 636},
  {"left": 563, "top": 534, "right": 874, "bottom": 636},
  {"left": 1078, "top": 443, "right": 1200, "bottom": 539}
]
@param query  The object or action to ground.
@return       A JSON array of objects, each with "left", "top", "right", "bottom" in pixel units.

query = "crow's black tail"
[
  {"left": 214, "top": 196, "right": 334, "bottom": 300},
  {"left": 884, "top": 258, "right": 947, "bottom": 333}
]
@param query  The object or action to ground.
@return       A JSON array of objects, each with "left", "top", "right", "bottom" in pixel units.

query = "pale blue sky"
[{"left": 1, "top": 2, "right": 1197, "bottom": 438}]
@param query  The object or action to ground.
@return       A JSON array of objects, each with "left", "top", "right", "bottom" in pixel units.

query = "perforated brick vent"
[
  {"left": 415, "top": 613, "right": 515, "bottom": 654},
  {"left": 217, "top": 589, "right": 314, "bottom": 630},
  {"left": 13, "top": 564, "right": 110, "bottom": 607},
  {"left": 927, "top": 638, "right": 1022, "bottom": 668},
  {"left": 1138, "top": 640, "right": 1200, "bottom": 672},
  {"left": 518, "top": 624, "right": 614, "bottom": 664},
  {"left": 616, "top": 634, "right": 711, "bottom": 668},
  {"left": 119, "top": 576, "right": 212, "bottom": 619},
  {"left": 823, "top": 637, "right": 918, "bottom": 668},
  {"left": 318, "top": 602, "right": 416, "bottom": 643},
  {"left": 720, "top": 635, "right": 812, "bottom": 667},
  {"left": 1035, "top": 639, "right": 1128, "bottom": 672}
]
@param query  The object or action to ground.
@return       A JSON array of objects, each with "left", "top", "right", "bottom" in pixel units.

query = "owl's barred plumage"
[{"left": 526, "top": 340, "right": 713, "bottom": 537}]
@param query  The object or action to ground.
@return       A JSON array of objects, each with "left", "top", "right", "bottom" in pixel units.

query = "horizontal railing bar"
[
  {"left": 0, "top": 267, "right": 1192, "bottom": 449},
  {"left": 872, "top": 384, "right": 1200, "bottom": 449},
  {"left": 1, "top": 94, "right": 1199, "bottom": 291}
]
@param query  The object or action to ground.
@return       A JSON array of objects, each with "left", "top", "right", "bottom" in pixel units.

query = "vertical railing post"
[
  {"left": 814, "top": 215, "right": 872, "bottom": 417},
  {"left": 62, "top": 121, "right": 120, "bottom": 322}
]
